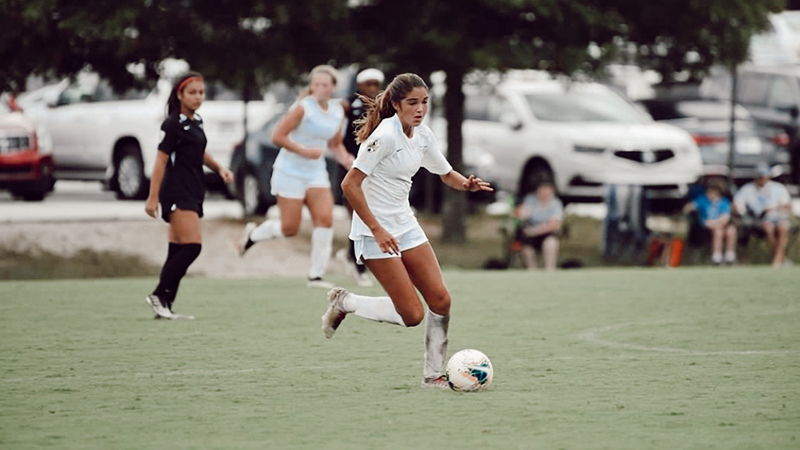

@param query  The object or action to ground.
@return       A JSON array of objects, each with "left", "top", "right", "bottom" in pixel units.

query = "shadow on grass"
[{"left": 0, "top": 246, "right": 158, "bottom": 280}]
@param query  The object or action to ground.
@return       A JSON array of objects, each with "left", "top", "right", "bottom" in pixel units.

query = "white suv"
[
  {"left": 20, "top": 73, "right": 273, "bottom": 199},
  {"left": 463, "top": 79, "right": 703, "bottom": 204}
]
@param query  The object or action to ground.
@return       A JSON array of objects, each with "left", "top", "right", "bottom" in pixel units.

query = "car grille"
[
  {"left": 613, "top": 149, "right": 674, "bottom": 164},
  {"left": 0, "top": 135, "right": 31, "bottom": 154},
  {"left": 0, "top": 164, "right": 34, "bottom": 175}
]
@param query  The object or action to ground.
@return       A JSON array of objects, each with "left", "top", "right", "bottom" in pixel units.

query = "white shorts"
[
  {"left": 270, "top": 167, "right": 331, "bottom": 199},
  {"left": 353, "top": 224, "right": 429, "bottom": 264}
]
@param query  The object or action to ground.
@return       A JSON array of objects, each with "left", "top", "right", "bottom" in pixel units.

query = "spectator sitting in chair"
[
  {"left": 684, "top": 177, "right": 737, "bottom": 265},
  {"left": 514, "top": 182, "right": 563, "bottom": 271},
  {"left": 733, "top": 163, "right": 793, "bottom": 268}
]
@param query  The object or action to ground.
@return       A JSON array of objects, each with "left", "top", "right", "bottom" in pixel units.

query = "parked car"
[
  {"left": 639, "top": 98, "right": 791, "bottom": 186},
  {"left": 229, "top": 104, "right": 497, "bottom": 216},
  {"left": 0, "top": 97, "right": 56, "bottom": 201},
  {"left": 17, "top": 72, "right": 274, "bottom": 199},
  {"left": 701, "top": 64, "right": 800, "bottom": 184},
  {"left": 461, "top": 78, "right": 704, "bottom": 207}
]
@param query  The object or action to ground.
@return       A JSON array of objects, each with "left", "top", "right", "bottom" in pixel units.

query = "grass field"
[{"left": 1, "top": 268, "right": 798, "bottom": 449}]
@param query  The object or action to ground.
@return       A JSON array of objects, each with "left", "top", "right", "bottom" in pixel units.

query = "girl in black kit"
[{"left": 144, "top": 73, "right": 234, "bottom": 319}]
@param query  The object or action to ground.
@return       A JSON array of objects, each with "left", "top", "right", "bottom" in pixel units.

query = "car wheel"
[
  {"left": 239, "top": 166, "right": 271, "bottom": 216},
  {"left": 115, "top": 144, "right": 148, "bottom": 200},
  {"left": 520, "top": 163, "right": 554, "bottom": 197}
]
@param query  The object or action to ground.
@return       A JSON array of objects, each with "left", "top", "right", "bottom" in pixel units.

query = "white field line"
[{"left": 577, "top": 322, "right": 798, "bottom": 356}]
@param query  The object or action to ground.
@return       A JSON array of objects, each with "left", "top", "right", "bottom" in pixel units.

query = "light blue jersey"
[{"left": 273, "top": 96, "right": 344, "bottom": 177}]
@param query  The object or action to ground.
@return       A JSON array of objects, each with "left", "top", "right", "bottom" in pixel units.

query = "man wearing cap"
[
  {"left": 335, "top": 68, "right": 385, "bottom": 286},
  {"left": 733, "top": 163, "right": 793, "bottom": 267}
]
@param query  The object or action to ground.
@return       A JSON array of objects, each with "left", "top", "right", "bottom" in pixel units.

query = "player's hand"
[
  {"left": 145, "top": 197, "right": 159, "bottom": 219},
  {"left": 304, "top": 147, "right": 325, "bottom": 160},
  {"left": 373, "top": 227, "right": 400, "bottom": 255},
  {"left": 220, "top": 167, "right": 234, "bottom": 184},
  {"left": 463, "top": 174, "right": 493, "bottom": 192}
]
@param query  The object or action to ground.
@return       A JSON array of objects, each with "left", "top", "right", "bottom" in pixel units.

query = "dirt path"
[{"left": 0, "top": 218, "right": 357, "bottom": 279}]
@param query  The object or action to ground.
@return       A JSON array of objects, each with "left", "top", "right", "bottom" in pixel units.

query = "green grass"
[{"left": 1, "top": 268, "right": 799, "bottom": 450}]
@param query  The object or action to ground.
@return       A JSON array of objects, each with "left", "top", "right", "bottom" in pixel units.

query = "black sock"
[
  {"left": 349, "top": 239, "right": 367, "bottom": 274},
  {"left": 152, "top": 243, "right": 202, "bottom": 309}
]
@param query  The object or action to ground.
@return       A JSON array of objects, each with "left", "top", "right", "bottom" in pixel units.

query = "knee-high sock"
[
  {"left": 249, "top": 219, "right": 284, "bottom": 242},
  {"left": 152, "top": 243, "right": 202, "bottom": 309},
  {"left": 309, "top": 227, "right": 333, "bottom": 279},
  {"left": 342, "top": 293, "right": 405, "bottom": 326},
  {"left": 348, "top": 239, "right": 367, "bottom": 274},
  {"left": 423, "top": 309, "right": 450, "bottom": 380}
]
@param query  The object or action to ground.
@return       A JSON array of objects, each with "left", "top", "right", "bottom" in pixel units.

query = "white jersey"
[
  {"left": 273, "top": 96, "right": 344, "bottom": 177},
  {"left": 350, "top": 114, "right": 452, "bottom": 239},
  {"left": 733, "top": 180, "right": 791, "bottom": 220}
]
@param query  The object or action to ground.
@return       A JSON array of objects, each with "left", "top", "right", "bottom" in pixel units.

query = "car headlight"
[
  {"left": 574, "top": 145, "right": 605, "bottom": 154},
  {"left": 36, "top": 124, "right": 53, "bottom": 155}
]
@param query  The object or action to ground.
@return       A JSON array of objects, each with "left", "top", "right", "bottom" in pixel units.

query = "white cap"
[{"left": 356, "top": 68, "right": 385, "bottom": 84}]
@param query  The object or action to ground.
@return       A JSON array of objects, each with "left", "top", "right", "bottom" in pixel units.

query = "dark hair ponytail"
[
  {"left": 354, "top": 73, "right": 427, "bottom": 144},
  {"left": 167, "top": 72, "right": 203, "bottom": 116}
]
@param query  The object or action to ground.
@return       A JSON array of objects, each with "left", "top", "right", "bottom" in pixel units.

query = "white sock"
[
  {"left": 342, "top": 293, "right": 405, "bottom": 326},
  {"left": 309, "top": 227, "right": 333, "bottom": 279},
  {"left": 250, "top": 219, "right": 283, "bottom": 242},
  {"left": 423, "top": 309, "right": 450, "bottom": 380}
]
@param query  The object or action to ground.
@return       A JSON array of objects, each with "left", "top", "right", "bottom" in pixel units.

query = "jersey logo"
[{"left": 366, "top": 138, "right": 381, "bottom": 152}]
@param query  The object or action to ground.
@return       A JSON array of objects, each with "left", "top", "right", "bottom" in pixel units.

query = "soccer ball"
[{"left": 445, "top": 349, "right": 493, "bottom": 392}]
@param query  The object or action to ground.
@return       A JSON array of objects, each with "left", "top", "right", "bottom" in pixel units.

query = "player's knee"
[
  {"left": 401, "top": 310, "right": 425, "bottom": 327},
  {"left": 426, "top": 290, "right": 451, "bottom": 316},
  {"left": 282, "top": 224, "right": 300, "bottom": 237}
]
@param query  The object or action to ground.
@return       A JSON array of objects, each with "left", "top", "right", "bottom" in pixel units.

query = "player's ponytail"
[
  {"left": 354, "top": 73, "right": 427, "bottom": 144},
  {"left": 167, "top": 72, "right": 204, "bottom": 116}
]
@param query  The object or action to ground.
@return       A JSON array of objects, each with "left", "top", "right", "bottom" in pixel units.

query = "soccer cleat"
[
  {"left": 146, "top": 294, "right": 173, "bottom": 319},
  {"left": 421, "top": 375, "right": 450, "bottom": 389},
  {"left": 336, "top": 248, "right": 373, "bottom": 287},
  {"left": 307, "top": 277, "right": 335, "bottom": 289},
  {"left": 237, "top": 222, "right": 257, "bottom": 257},
  {"left": 321, "top": 287, "right": 349, "bottom": 338},
  {"left": 724, "top": 251, "right": 736, "bottom": 265}
]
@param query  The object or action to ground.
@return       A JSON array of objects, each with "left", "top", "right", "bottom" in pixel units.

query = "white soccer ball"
[{"left": 445, "top": 349, "right": 494, "bottom": 392}]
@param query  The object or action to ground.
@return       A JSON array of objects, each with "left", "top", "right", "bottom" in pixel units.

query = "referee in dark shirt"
[
  {"left": 144, "top": 73, "right": 234, "bottom": 319},
  {"left": 336, "top": 68, "right": 384, "bottom": 287}
]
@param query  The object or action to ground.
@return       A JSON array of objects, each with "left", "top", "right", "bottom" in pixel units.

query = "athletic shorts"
[
  {"left": 353, "top": 224, "right": 429, "bottom": 264},
  {"left": 160, "top": 198, "right": 203, "bottom": 223},
  {"left": 270, "top": 167, "right": 331, "bottom": 199}
]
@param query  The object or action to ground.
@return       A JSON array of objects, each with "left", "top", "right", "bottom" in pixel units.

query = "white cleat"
[
  {"left": 307, "top": 278, "right": 335, "bottom": 289},
  {"left": 321, "top": 287, "right": 349, "bottom": 338},
  {"left": 146, "top": 294, "right": 173, "bottom": 319},
  {"left": 237, "top": 222, "right": 257, "bottom": 257},
  {"left": 336, "top": 248, "right": 373, "bottom": 287},
  {"left": 355, "top": 272, "right": 373, "bottom": 287},
  {"left": 421, "top": 375, "right": 450, "bottom": 389}
]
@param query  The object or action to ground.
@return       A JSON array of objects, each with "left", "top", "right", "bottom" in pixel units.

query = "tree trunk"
[
  {"left": 727, "top": 64, "right": 737, "bottom": 188},
  {"left": 441, "top": 69, "right": 467, "bottom": 244}
]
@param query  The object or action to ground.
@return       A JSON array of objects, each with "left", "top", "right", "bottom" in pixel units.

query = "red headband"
[{"left": 177, "top": 76, "right": 204, "bottom": 93}]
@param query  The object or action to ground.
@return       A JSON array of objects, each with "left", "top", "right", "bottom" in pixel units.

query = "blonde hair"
[
  {"left": 354, "top": 73, "right": 428, "bottom": 144},
  {"left": 298, "top": 65, "right": 339, "bottom": 100}
]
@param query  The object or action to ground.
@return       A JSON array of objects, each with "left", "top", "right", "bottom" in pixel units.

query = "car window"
[
  {"left": 525, "top": 88, "right": 647, "bottom": 123},
  {"left": 57, "top": 76, "right": 99, "bottom": 106},
  {"left": 767, "top": 75, "right": 796, "bottom": 110},
  {"left": 465, "top": 94, "right": 490, "bottom": 121},
  {"left": 737, "top": 73, "right": 770, "bottom": 106}
]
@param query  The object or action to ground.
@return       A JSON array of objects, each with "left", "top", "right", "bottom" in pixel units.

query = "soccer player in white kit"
[
  {"left": 238, "top": 65, "right": 354, "bottom": 288},
  {"left": 320, "top": 73, "right": 493, "bottom": 388}
]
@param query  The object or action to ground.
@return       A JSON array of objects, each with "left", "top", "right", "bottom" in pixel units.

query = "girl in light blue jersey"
[
  {"left": 320, "top": 73, "right": 493, "bottom": 388},
  {"left": 238, "top": 65, "right": 354, "bottom": 288}
]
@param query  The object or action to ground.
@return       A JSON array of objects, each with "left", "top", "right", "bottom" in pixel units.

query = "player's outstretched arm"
[{"left": 439, "top": 171, "right": 493, "bottom": 193}]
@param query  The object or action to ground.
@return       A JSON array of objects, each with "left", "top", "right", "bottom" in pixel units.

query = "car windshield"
[{"left": 525, "top": 88, "right": 648, "bottom": 123}]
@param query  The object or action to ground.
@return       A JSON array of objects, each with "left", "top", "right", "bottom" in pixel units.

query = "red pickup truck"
[{"left": 0, "top": 97, "right": 55, "bottom": 201}]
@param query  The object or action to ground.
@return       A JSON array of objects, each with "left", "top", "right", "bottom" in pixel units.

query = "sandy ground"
[{"left": 0, "top": 217, "right": 358, "bottom": 279}]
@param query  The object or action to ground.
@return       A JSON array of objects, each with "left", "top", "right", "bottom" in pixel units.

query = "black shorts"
[
  {"left": 519, "top": 232, "right": 556, "bottom": 252},
  {"left": 160, "top": 198, "right": 204, "bottom": 223}
]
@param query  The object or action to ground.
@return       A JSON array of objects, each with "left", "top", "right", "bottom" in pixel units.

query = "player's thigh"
[
  {"left": 276, "top": 196, "right": 304, "bottom": 236},
  {"left": 400, "top": 243, "right": 451, "bottom": 315},
  {"left": 305, "top": 187, "right": 334, "bottom": 228},
  {"left": 364, "top": 257, "right": 425, "bottom": 326},
  {"left": 168, "top": 209, "right": 202, "bottom": 244}
]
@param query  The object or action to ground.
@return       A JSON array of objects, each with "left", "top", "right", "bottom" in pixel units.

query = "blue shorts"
[
  {"left": 353, "top": 224, "right": 429, "bottom": 264},
  {"left": 270, "top": 167, "right": 331, "bottom": 199}
]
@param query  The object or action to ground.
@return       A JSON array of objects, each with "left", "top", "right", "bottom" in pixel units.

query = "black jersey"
[
  {"left": 343, "top": 93, "right": 365, "bottom": 158},
  {"left": 158, "top": 113, "right": 207, "bottom": 212}
]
